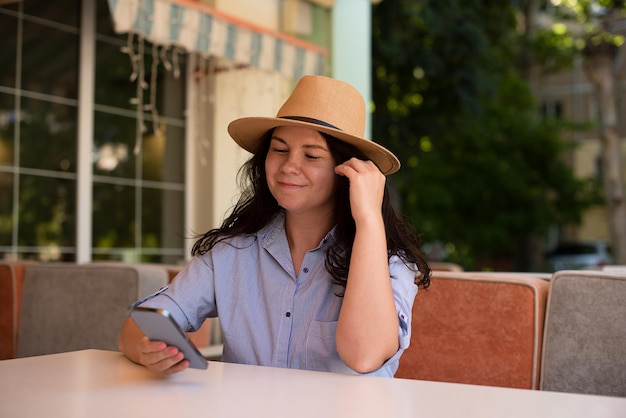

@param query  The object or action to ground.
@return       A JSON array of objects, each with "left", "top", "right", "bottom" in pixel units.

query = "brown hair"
[{"left": 192, "top": 130, "right": 430, "bottom": 290}]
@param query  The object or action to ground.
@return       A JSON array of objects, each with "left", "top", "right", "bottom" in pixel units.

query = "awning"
[{"left": 106, "top": 0, "right": 328, "bottom": 79}]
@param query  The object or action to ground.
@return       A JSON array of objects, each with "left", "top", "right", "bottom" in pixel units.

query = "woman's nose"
[{"left": 281, "top": 154, "right": 300, "bottom": 173}]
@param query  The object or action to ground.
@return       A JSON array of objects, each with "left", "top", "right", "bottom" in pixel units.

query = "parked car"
[{"left": 544, "top": 240, "right": 613, "bottom": 272}]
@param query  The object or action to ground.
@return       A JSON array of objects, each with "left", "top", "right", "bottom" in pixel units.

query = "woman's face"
[{"left": 265, "top": 126, "right": 338, "bottom": 217}]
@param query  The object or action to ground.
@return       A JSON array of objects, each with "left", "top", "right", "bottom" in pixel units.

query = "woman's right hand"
[
  {"left": 135, "top": 336, "right": 190, "bottom": 375},
  {"left": 118, "top": 317, "right": 189, "bottom": 375}
]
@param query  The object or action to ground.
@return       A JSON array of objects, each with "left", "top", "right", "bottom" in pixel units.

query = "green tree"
[{"left": 372, "top": 0, "right": 601, "bottom": 270}]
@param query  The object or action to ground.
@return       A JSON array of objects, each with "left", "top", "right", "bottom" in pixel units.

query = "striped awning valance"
[{"left": 106, "top": 0, "right": 328, "bottom": 79}]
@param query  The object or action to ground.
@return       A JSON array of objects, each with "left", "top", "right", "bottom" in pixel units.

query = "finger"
[
  {"left": 143, "top": 346, "right": 187, "bottom": 373},
  {"left": 141, "top": 337, "right": 168, "bottom": 353},
  {"left": 334, "top": 163, "right": 355, "bottom": 177},
  {"left": 336, "top": 158, "right": 380, "bottom": 177},
  {"left": 152, "top": 350, "right": 188, "bottom": 374},
  {"left": 346, "top": 158, "right": 378, "bottom": 170},
  {"left": 138, "top": 338, "right": 178, "bottom": 365},
  {"left": 162, "top": 359, "right": 190, "bottom": 375},
  {"left": 335, "top": 159, "right": 365, "bottom": 177}
]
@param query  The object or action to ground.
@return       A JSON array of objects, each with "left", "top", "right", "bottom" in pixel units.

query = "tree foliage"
[{"left": 372, "top": 0, "right": 602, "bottom": 269}]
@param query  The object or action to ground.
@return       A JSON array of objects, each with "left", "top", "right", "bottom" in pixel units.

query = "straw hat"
[{"left": 227, "top": 75, "right": 401, "bottom": 175}]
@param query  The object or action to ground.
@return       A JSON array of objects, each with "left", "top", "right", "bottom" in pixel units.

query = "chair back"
[
  {"left": 540, "top": 270, "right": 626, "bottom": 397},
  {"left": 16, "top": 263, "right": 167, "bottom": 357},
  {"left": 429, "top": 261, "right": 464, "bottom": 272},
  {"left": 396, "top": 271, "right": 549, "bottom": 389}
]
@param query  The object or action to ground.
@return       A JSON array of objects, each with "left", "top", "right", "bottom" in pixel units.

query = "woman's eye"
[
  {"left": 272, "top": 148, "right": 287, "bottom": 154},
  {"left": 305, "top": 154, "right": 320, "bottom": 160}
]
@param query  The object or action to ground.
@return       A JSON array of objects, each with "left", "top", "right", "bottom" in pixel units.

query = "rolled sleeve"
[
  {"left": 138, "top": 292, "right": 192, "bottom": 331},
  {"left": 135, "top": 255, "right": 218, "bottom": 332},
  {"left": 130, "top": 285, "right": 168, "bottom": 308}
]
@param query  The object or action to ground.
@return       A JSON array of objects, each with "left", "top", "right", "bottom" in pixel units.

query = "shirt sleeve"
[
  {"left": 373, "top": 255, "right": 419, "bottom": 373},
  {"left": 137, "top": 255, "right": 218, "bottom": 332},
  {"left": 391, "top": 255, "right": 419, "bottom": 347}
]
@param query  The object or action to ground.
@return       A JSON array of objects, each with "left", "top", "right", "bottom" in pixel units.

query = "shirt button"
[
  {"left": 303, "top": 267, "right": 309, "bottom": 273},
  {"left": 286, "top": 312, "right": 291, "bottom": 318}
]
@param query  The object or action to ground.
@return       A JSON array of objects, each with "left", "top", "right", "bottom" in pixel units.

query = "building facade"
[
  {"left": 0, "top": 0, "right": 377, "bottom": 263},
  {"left": 531, "top": 6, "right": 626, "bottom": 246}
]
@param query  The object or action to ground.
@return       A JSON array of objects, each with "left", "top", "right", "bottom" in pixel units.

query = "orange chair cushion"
[{"left": 396, "top": 272, "right": 549, "bottom": 389}]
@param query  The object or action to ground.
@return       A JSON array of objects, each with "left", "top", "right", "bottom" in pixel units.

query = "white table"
[{"left": 1, "top": 350, "right": 625, "bottom": 418}]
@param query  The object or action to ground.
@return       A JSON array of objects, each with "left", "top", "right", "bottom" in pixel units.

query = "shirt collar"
[{"left": 260, "top": 210, "right": 336, "bottom": 251}]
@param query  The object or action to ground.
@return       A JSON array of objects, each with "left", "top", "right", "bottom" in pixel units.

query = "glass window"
[
  {"left": 92, "top": 182, "right": 136, "bottom": 250},
  {"left": 21, "top": 21, "right": 79, "bottom": 99},
  {"left": 0, "top": 172, "right": 13, "bottom": 247},
  {"left": 0, "top": 1, "right": 19, "bottom": 12},
  {"left": 92, "top": 104, "right": 185, "bottom": 182},
  {"left": 94, "top": 37, "right": 138, "bottom": 112},
  {"left": 92, "top": 0, "right": 186, "bottom": 263},
  {"left": 0, "top": 93, "right": 15, "bottom": 166},
  {"left": 142, "top": 187, "right": 185, "bottom": 264},
  {"left": 143, "top": 123, "right": 185, "bottom": 183},
  {"left": 17, "top": 174, "right": 76, "bottom": 257},
  {"left": 24, "top": 0, "right": 80, "bottom": 28},
  {"left": 0, "top": 0, "right": 187, "bottom": 263},
  {"left": 0, "top": 10, "right": 18, "bottom": 89},
  {"left": 93, "top": 111, "right": 137, "bottom": 178},
  {"left": 19, "top": 98, "right": 77, "bottom": 172}
]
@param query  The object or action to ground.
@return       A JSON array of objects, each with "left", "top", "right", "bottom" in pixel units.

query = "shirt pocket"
[{"left": 305, "top": 320, "right": 354, "bottom": 374}]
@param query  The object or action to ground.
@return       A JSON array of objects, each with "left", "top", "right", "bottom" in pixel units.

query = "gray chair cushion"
[
  {"left": 540, "top": 270, "right": 626, "bottom": 397},
  {"left": 16, "top": 263, "right": 167, "bottom": 358}
]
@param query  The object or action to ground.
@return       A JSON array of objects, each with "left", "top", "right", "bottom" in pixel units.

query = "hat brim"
[{"left": 228, "top": 117, "right": 400, "bottom": 175}]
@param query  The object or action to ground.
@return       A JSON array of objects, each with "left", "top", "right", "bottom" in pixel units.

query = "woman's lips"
[{"left": 278, "top": 181, "right": 302, "bottom": 189}]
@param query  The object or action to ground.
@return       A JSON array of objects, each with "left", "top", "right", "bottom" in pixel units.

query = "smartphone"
[{"left": 129, "top": 306, "right": 209, "bottom": 370}]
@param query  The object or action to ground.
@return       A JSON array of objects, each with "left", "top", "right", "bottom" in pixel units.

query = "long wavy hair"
[{"left": 191, "top": 130, "right": 431, "bottom": 290}]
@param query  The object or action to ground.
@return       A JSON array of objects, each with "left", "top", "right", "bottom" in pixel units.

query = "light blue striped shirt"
[{"left": 138, "top": 212, "right": 419, "bottom": 377}]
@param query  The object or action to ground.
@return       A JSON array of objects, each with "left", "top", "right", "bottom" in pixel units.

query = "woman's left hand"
[{"left": 334, "top": 158, "right": 386, "bottom": 223}]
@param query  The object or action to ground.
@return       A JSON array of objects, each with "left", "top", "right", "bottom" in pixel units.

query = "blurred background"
[{"left": 1, "top": 0, "right": 625, "bottom": 272}]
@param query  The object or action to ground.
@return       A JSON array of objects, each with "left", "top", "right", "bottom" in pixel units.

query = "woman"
[{"left": 118, "top": 75, "right": 431, "bottom": 377}]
